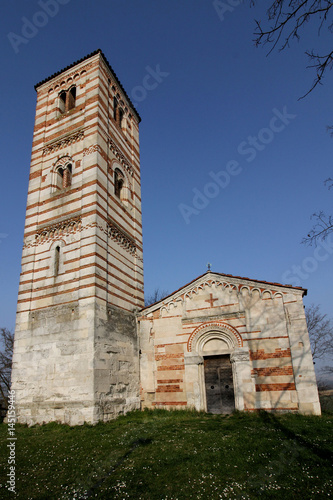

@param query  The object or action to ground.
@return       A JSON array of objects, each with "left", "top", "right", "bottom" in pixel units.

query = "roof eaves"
[
  {"left": 141, "top": 271, "right": 307, "bottom": 313},
  {"left": 34, "top": 49, "right": 141, "bottom": 122}
]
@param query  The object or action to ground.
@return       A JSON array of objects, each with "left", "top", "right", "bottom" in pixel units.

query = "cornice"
[
  {"left": 107, "top": 219, "right": 136, "bottom": 255},
  {"left": 42, "top": 128, "right": 85, "bottom": 156}
]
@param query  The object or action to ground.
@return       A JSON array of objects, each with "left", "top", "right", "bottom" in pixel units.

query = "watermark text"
[
  {"left": 281, "top": 236, "right": 333, "bottom": 286},
  {"left": 8, "top": 0, "right": 72, "bottom": 54},
  {"left": 178, "top": 106, "right": 296, "bottom": 224},
  {"left": 131, "top": 65, "right": 170, "bottom": 107},
  {"left": 6, "top": 390, "right": 16, "bottom": 494}
]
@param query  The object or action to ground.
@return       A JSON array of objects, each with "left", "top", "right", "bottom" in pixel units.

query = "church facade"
[
  {"left": 139, "top": 272, "right": 320, "bottom": 415},
  {"left": 10, "top": 50, "right": 321, "bottom": 425}
]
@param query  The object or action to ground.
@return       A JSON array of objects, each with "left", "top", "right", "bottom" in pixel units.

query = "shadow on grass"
[
  {"left": 80, "top": 437, "right": 152, "bottom": 499},
  {"left": 258, "top": 411, "right": 333, "bottom": 462}
]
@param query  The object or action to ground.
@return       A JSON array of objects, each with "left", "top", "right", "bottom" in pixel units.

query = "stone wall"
[
  {"left": 11, "top": 301, "right": 95, "bottom": 425},
  {"left": 94, "top": 303, "right": 140, "bottom": 421}
]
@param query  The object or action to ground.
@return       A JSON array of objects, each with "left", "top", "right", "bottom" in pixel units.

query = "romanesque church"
[{"left": 10, "top": 50, "right": 321, "bottom": 425}]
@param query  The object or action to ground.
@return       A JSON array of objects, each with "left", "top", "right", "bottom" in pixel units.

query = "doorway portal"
[{"left": 204, "top": 355, "right": 235, "bottom": 414}]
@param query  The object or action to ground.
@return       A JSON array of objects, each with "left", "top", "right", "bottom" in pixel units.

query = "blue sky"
[{"left": 1, "top": 0, "right": 332, "bottom": 362}]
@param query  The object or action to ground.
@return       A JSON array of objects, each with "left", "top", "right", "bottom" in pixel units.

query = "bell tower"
[{"left": 11, "top": 50, "right": 144, "bottom": 424}]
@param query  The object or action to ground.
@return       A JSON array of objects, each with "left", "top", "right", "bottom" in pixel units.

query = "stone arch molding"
[
  {"left": 187, "top": 321, "right": 243, "bottom": 354},
  {"left": 53, "top": 154, "right": 73, "bottom": 169}
]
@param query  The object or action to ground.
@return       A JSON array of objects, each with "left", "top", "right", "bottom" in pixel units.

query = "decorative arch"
[
  {"left": 183, "top": 279, "right": 239, "bottom": 302},
  {"left": 187, "top": 321, "right": 243, "bottom": 353}
]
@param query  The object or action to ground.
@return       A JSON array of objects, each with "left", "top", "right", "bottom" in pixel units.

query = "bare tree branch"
[
  {"left": 302, "top": 210, "right": 333, "bottom": 246},
  {"left": 321, "top": 365, "right": 333, "bottom": 373},
  {"left": 144, "top": 288, "right": 169, "bottom": 307},
  {"left": 251, "top": 1, "right": 333, "bottom": 97},
  {"left": 306, "top": 304, "right": 333, "bottom": 362}
]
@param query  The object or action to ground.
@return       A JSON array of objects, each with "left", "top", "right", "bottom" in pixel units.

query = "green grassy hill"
[{"left": 0, "top": 409, "right": 332, "bottom": 499}]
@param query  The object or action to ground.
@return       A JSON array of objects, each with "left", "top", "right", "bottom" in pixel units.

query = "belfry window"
[
  {"left": 114, "top": 168, "right": 124, "bottom": 199},
  {"left": 58, "top": 86, "right": 76, "bottom": 114}
]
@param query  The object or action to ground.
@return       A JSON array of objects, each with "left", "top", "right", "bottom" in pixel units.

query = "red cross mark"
[{"left": 205, "top": 293, "right": 218, "bottom": 307}]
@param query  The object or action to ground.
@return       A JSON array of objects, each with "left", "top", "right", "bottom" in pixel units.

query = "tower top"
[{"left": 34, "top": 48, "right": 141, "bottom": 122}]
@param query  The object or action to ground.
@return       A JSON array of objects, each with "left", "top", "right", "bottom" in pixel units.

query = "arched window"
[
  {"left": 54, "top": 246, "right": 60, "bottom": 276},
  {"left": 114, "top": 168, "right": 124, "bottom": 199},
  {"left": 55, "top": 162, "right": 72, "bottom": 190},
  {"left": 58, "top": 86, "right": 76, "bottom": 114}
]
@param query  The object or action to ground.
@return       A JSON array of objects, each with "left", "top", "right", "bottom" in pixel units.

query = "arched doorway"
[
  {"left": 204, "top": 354, "right": 235, "bottom": 414},
  {"left": 185, "top": 322, "right": 248, "bottom": 414},
  {"left": 199, "top": 333, "right": 236, "bottom": 414}
]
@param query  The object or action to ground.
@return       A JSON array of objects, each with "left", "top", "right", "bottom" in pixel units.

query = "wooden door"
[{"left": 204, "top": 355, "right": 235, "bottom": 414}]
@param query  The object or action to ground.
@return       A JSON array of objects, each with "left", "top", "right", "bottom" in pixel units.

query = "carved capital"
[
  {"left": 230, "top": 350, "right": 250, "bottom": 364},
  {"left": 184, "top": 354, "right": 204, "bottom": 366}
]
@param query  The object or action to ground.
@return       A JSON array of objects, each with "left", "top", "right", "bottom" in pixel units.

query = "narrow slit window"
[
  {"left": 54, "top": 246, "right": 60, "bottom": 276},
  {"left": 114, "top": 168, "right": 124, "bottom": 199},
  {"left": 113, "top": 98, "right": 118, "bottom": 121}
]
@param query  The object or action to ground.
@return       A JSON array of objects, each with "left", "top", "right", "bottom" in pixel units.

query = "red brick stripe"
[
  {"left": 252, "top": 366, "right": 293, "bottom": 377},
  {"left": 157, "top": 365, "right": 184, "bottom": 371},
  {"left": 250, "top": 348, "right": 291, "bottom": 360},
  {"left": 256, "top": 383, "right": 296, "bottom": 392}
]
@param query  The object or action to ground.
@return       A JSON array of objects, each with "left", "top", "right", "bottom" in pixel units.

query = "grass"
[{"left": 0, "top": 408, "right": 332, "bottom": 499}]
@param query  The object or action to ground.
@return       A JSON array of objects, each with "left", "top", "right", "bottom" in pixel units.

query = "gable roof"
[
  {"left": 142, "top": 271, "right": 307, "bottom": 312},
  {"left": 34, "top": 49, "right": 141, "bottom": 122}
]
